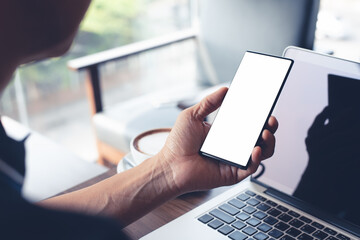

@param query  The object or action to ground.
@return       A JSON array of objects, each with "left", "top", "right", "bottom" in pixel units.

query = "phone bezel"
[{"left": 199, "top": 51, "right": 294, "bottom": 169}]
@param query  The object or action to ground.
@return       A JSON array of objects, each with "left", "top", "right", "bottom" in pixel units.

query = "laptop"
[{"left": 141, "top": 47, "right": 360, "bottom": 240}]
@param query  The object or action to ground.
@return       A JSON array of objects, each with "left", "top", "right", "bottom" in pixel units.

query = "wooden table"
[{"left": 61, "top": 167, "right": 231, "bottom": 239}]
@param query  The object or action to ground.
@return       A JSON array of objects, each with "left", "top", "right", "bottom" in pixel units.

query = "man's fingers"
[
  {"left": 245, "top": 129, "right": 275, "bottom": 177},
  {"left": 191, "top": 87, "right": 228, "bottom": 121},
  {"left": 266, "top": 116, "right": 278, "bottom": 134},
  {"left": 260, "top": 129, "right": 276, "bottom": 159},
  {"left": 247, "top": 147, "right": 262, "bottom": 175}
]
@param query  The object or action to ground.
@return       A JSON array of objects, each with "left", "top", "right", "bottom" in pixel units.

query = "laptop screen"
[{"left": 255, "top": 48, "right": 360, "bottom": 228}]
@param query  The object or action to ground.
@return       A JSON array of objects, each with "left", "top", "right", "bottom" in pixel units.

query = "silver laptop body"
[{"left": 142, "top": 47, "right": 360, "bottom": 240}]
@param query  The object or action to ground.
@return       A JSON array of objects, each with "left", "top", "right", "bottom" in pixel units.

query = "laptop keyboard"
[{"left": 198, "top": 190, "right": 351, "bottom": 240}]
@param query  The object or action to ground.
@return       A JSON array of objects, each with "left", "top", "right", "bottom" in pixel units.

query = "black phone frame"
[{"left": 199, "top": 51, "right": 294, "bottom": 169}]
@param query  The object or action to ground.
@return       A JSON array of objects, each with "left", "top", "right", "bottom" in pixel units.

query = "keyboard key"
[
  {"left": 257, "top": 203, "right": 271, "bottom": 211},
  {"left": 323, "top": 227, "right": 337, "bottom": 235},
  {"left": 274, "top": 222, "right": 290, "bottom": 231},
  {"left": 326, "top": 237, "right": 338, "bottom": 240},
  {"left": 229, "top": 231, "right": 248, "bottom": 240},
  {"left": 286, "top": 227, "right": 301, "bottom": 237},
  {"left": 257, "top": 223, "right": 272, "bottom": 233},
  {"left": 310, "top": 221, "right": 324, "bottom": 229},
  {"left": 336, "top": 233, "right": 350, "bottom": 240},
  {"left": 312, "top": 230, "right": 328, "bottom": 240},
  {"left": 277, "top": 205, "right": 288, "bottom": 212},
  {"left": 278, "top": 213, "right": 293, "bottom": 222},
  {"left": 264, "top": 216, "right": 278, "bottom": 225},
  {"left": 229, "top": 199, "right": 246, "bottom": 209},
  {"left": 232, "top": 220, "right": 246, "bottom": 230},
  {"left": 246, "top": 190, "right": 256, "bottom": 196},
  {"left": 198, "top": 214, "right": 213, "bottom": 223},
  {"left": 280, "top": 236, "right": 295, "bottom": 240},
  {"left": 266, "top": 200, "right": 277, "bottom": 207},
  {"left": 247, "top": 198, "right": 260, "bottom": 206},
  {"left": 288, "top": 210, "right": 300, "bottom": 218},
  {"left": 236, "top": 212, "right": 250, "bottom": 221},
  {"left": 301, "top": 225, "right": 316, "bottom": 234},
  {"left": 254, "top": 211, "right": 267, "bottom": 220},
  {"left": 218, "top": 225, "right": 235, "bottom": 235},
  {"left": 298, "top": 233, "right": 314, "bottom": 240},
  {"left": 247, "top": 218, "right": 261, "bottom": 227},
  {"left": 288, "top": 219, "right": 304, "bottom": 228},
  {"left": 268, "top": 208, "right": 281, "bottom": 217},
  {"left": 243, "top": 206, "right": 257, "bottom": 214},
  {"left": 208, "top": 219, "right": 224, "bottom": 229},
  {"left": 254, "top": 232, "right": 269, "bottom": 240},
  {"left": 210, "top": 209, "right": 235, "bottom": 224},
  {"left": 268, "top": 229, "right": 283, "bottom": 239},
  {"left": 299, "top": 216, "right": 312, "bottom": 223},
  {"left": 256, "top": 195, "right": 267, "bottom": 201},
  {"left": 243, "top": 226, "right": 257, "bottom": 236},
  {"left": 237, "top": 193, "right": 250, "bottom": 201},
  {"left": 220, "top": 203, "right": 240, "bottom": 215}
]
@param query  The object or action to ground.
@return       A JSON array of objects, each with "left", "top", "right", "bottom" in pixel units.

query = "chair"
[{"left": 68, "top": 0, "right": 320, "bottom": 166}]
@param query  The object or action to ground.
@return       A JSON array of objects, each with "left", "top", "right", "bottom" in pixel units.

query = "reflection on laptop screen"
[{"left": 256, "top": 48, "right": 360, "bottom": 228}]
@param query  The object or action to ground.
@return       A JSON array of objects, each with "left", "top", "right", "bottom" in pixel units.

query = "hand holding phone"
[{"left": 200, "top": 51, "right": 293, "bottom": 169}]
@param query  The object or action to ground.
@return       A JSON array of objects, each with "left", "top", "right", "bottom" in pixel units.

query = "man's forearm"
[{"left": 40, "top": 153, "right": 179, "bottom": 226}]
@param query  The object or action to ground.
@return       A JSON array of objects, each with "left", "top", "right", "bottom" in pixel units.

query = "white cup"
[{"left": 130, "top": 128, "right": 171, "bottom": 165}]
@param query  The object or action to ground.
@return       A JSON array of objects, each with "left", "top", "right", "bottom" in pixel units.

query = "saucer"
[{"left": 117, "top": 153, "right": 137, "bottom": 173}]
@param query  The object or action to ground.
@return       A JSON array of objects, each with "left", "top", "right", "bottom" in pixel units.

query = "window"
[
  {"left": 0, "top": 0, "right": 193, "bottom": 162},
  {"left": 1, "top": 0, "right": 359, "bottom": 163},
  {"left": 314, "top": 0, "right": 360, "bottom": 61}
]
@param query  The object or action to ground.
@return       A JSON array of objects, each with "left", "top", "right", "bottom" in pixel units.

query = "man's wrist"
[{"left": 147, "top": 151, "right": 183, "bottom": 198}]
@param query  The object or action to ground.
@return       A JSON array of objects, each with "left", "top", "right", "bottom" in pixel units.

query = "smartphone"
[
  {"left": 328, "top": 74, "right": 360, "bottom": 121},
  {"left": 199, "top": 51, "right": 293, "bottom": 169}
]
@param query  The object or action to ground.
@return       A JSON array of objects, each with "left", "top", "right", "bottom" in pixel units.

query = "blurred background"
[{"left": 0, "top": 0, "right": 359, "bottom": 163}]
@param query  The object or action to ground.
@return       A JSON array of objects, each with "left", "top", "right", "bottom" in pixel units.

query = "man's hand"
[
  {"left": 41, "top": 87, "right": 278, "bottom": 226},
  {"left": 158, "top": 87, "right": 278, "bottom": 194}
]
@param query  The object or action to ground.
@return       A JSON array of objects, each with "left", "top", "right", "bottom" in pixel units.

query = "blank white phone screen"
[{"left": 200, "top": 52, "right": 292, "bottom": 167}]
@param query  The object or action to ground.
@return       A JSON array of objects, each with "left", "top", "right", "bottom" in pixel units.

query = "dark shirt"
[{"left": 0, "top": 120, "right": 128, "bottom": 239}]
